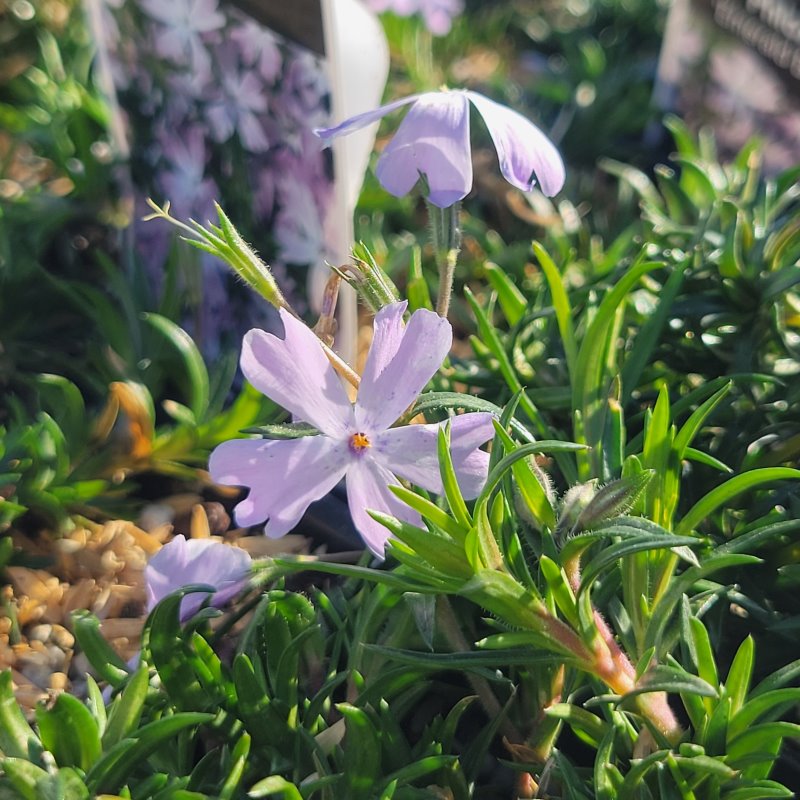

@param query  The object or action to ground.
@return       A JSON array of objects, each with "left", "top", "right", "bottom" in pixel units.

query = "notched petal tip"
[{"left": 467, "top": 90, "right": 566, "bottom": 198}]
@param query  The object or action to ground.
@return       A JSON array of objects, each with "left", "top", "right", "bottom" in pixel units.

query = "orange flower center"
[{"left": 350, "top": 432, "right": 371, "bottom": 451}]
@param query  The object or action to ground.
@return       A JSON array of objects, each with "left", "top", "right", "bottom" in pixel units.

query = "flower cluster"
[
  {"left": 210, "top": 302, "right": 494, "bottom": 557},
  {"left": 95, "top": 0, "right": 335, "bottom": 354}
]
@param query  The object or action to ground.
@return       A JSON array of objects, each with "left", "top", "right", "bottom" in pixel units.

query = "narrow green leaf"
[
  {"left": 86, "top": 713, "right": 214, "bottom": 794},
  {"left": 2, "top": 758, "right": 49, "bottom": 800},
  {"left": 141, "top": 312, "right": 210, "bottom": 421},
  {"left": 241, "top": 421, "right": 319, "bottom": 439},
  {"left": 85, "top": 676, "right": 107, "bottom": 737},
  {"left": 438, "top": 423, "right": 471, "bottom": 529},
  {"left": 248, "top": 776, "right": 303, "bottom": 799},
  {"left": 540, "top": 555, "right": 579, "bottom": 629},
  {"left": 36, "top": 693, "right": 101, "bottom": 771},
  {"left": 620, "top": 259, "right": 688, "bottom": 404},
  {"left": 626, "top": 664, "right": 718, "bottom": 702},
  {"left": 683, "top": 447, "right": 733, "bottom": 473},
  {"left": 493, "top": 420, "right": 556, "bottom": 529},
  {"left": 689, "top": 617, "right": 719, "bottom": 696},
  {"left": 578, "top": 531, "right": 699, "bottom": 596},
  {"left": 726, "top": 722, "right": 800, "bottom": 772},
  {"left": 463, "top": 287, "right": 550, "bottom": 439},
  {"left": 370, "top": 510, "right": 471, "bottom": 578},
  {"left": 728, "top": 688, "right": 800, "bottom": 741},
  {"left": 389, "top": 484, "right": 468, "bottom": 540},
  {"left": 0, "top": 670, "right": 38, "bottom": 759},
  {"left": 723, "top": 782, "right": 794, "bottom": 800},
  {"left": 219, "top": 732, "right": 250, "bottom": 800},
  {"left": 725, "top": 636, "right": 755, "bottom": 717},
  {"left": 476, "top": 440, "right": 587, "bottom": 510},
  {"left": 484, "top": 262, "right": 526, "bottom": 326},
  {"left": 102, "top": 666, "right": 150, "bottom": 749},
  {"left": 594, "top": 726, "right": 618, "bottom": 800},
  {"left": 532, "top": 241, "right": 577, "bottom": 375},
  {"left": 545, "top": 703, "right": 609, "bottom": 746},
  {"left": 673, "top": 382, "right": 732, "bottom": 459},
  {"left": 675, "top": 469, "right": 800, "bottom": 536},
  {"left": 337, "top": 703, "right": 381, "bottom": 798}
]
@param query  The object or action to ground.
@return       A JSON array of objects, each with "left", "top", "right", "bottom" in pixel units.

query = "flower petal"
[
  {"left": 355, "top": 305, "right": 452, "bottom": 433},
  {"left": 346, "top": 457, "right": 422, "bottom": 558},
  {"left": 376, "top": 91, "right": 472, "bottom": 207},
  {"left": 314, "top": 94, "right": 420, "bottom": 142},
  {"left": 209, "top": 436, "right": 349, "bottom": 537},
  {"left": 372, "top": 412, "right": 494, "bottom": 498},
  {"left": 241, "top": 309, "right": 354, "bottom": 438},
  {"left": 145, "top": 534, "right": 252, "bottom": 620},
  {"left": 467, "top": 90, "right": 565, "bottom": 197}
]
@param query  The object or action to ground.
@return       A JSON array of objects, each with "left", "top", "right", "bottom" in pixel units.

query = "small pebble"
[
  {"left": 49, "top": 672, "right": 69, "bottom": 691},
  {"left": 51, "top": 624, "right": 74, "bottom": 649},
  {"left": 28, "top": 624, "right": 52, "bottom": 643}
]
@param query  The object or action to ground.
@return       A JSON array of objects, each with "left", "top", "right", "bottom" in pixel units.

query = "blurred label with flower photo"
[
  {"left": 86, "top": 0, "right": 336, "bottom": 356},
  {"left": 654, "top": 0, "right": 800, "bottom": 173}
]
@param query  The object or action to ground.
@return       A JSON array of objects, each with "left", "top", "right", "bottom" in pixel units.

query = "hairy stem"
[
  {"left": 565, "top": 554, "right": 682, "bottom": 743},
  {"left": 427, "top": 201, "right": 461, "bottom": 319}
]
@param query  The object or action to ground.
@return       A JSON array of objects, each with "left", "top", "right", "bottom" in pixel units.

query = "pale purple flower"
[
  {"left": 210, "top": 302, "right": 494, "bottom": 558},
  {"left": 140, "top": 0, "right": 224, "bottom": 81},
  {"left": 205, "top": 66, "right": 270, "bottom": 152},
  {"left": 156, "top": 126, "right": 218, "bottom": 219},
  {"left": 144, "top": 534, "right": 252, "bottom": 621},
  {"left": 280, "top": 51, "right": 331, "bottom": 130},
  {"left": 417, "top": 0, "right": 463, "bottom": 35},
  {"left": 274, "top": 180, "right": 326, "bottom": 266},
  {"left": 316, "top": 89, "right": 565, "bottom": 208},
  {"left": 230, "top": 20, "right": 282, "bottom": 84},
  {"left": 365, "top": 0, "right": 464, "bottom": 36}
]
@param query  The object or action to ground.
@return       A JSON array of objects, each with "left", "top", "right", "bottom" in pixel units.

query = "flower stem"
[
  {"left": 427, "top": 201, "right": 461, "bottom": 319},
  {"left": 321, "top": 342, "right": 361, "bottom": 389}
]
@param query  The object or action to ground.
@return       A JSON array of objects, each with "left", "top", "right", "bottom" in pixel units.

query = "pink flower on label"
[
  {"left": 145, "top": 535, "right": 252, "bottom": 621},
  {"left": 140, "top": 0, "right": 224, "bottom": 81},
  {"left": 210, "top": 302, "right": 494, "bottom": 558},
  {"left": 365, "top": 0, "right": 464, "bottom": 36}
]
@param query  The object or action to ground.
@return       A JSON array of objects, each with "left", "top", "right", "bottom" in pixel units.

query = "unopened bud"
[{"left": 334, "top": 242, "right": 400, "bottom": 313}]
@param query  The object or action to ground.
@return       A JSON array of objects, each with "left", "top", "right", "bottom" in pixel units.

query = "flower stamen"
[{"left": 350, "top": 432, "right": 371, "bottom": 452}]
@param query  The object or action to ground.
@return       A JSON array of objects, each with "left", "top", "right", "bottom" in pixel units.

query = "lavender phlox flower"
[
  {"left": 316, "top": 89, "right": 565, "bottom": 208},
  {"left": 210, "top": 302, "right": 494, "bottom": 558},
  {"left": 205, "top": 64, "right": 270, "bottom": 153},
  {"left": 156, "top": 126, "right": 218, "bottom": 219},
  {"left": 364, "top": 0, "right": 464, "bottom": 36},
  {"left": 144, "top": 534, "right": 252, "bottom": 621},
  {"left": 280, "top": 52, "right": 331, "bottom": 129},
  {"left": 140, "top": 0, "right": 224, "bottom": 81},
  {"left": 274, "top": 180, "right": 327, "bottom": 266},
  {"left": 231, "top": 19, "right": 282, "bottom": 83}
]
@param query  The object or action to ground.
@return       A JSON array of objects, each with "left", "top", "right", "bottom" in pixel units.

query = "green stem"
[{"left": 427, "top": 201, "right": 461, "bottom": 319}]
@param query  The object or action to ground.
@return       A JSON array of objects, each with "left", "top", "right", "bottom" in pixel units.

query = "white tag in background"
[{"left": 318, "top": 0, "right": 389, "bottom": 365}]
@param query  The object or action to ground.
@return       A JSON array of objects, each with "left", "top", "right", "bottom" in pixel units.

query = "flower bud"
[{"left": 334, "top": 242, "right": 400, "bottom": 313}]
